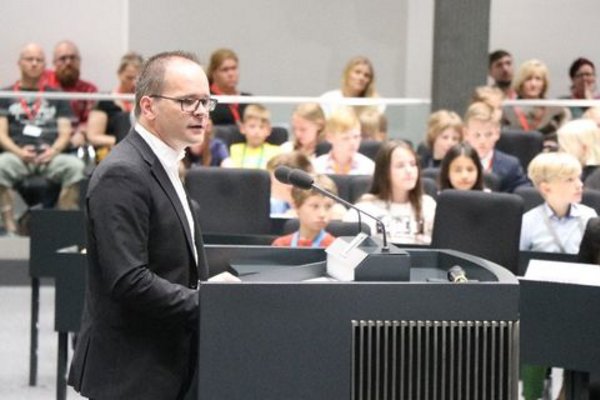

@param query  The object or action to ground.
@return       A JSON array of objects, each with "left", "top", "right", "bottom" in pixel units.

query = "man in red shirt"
[{"left": 43, "top": 40, "right": 98, "bottom": 149}]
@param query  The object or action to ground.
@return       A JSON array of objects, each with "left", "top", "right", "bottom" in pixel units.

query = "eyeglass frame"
[{"left": 149, "top": 94, "right": 218, "bottom": 113}]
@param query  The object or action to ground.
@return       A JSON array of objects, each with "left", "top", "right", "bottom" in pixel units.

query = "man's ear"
[{"left": 139, "top": 96, "right": 156, "bottom": 120}]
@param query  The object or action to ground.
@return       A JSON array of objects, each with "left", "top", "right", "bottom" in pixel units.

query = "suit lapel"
[{"left": 128, "top": 131, "right": 197, "bottom": 264}]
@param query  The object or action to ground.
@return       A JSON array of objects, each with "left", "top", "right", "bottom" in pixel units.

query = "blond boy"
[
  {"left": 313, "top": 106, "right": 374, "bottom": 175},
  {"left": 272, "top": 175, "right": 338, "bottom": 248},
  {"left": 229, "top": 104, "right": 281, "bottom": 169},
  {"left": 520, "top": 152, "right": 597, "bottom": 253},
  {"left": 463, "top": 101, "right": 529, "bottom": 192}
]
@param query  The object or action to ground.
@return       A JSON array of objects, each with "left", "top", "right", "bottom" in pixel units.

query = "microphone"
[
  {"left": 274, "top": 165, "right": 292, "bottom": 184},
  {"left": 276, "top": 167, "right": 389, "bottom": 251},
  {"left": 447, "top": 265, "right": 468, "bottom": 283}
]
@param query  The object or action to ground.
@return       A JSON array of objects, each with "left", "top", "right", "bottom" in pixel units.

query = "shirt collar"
[
  {"left": 543, "top": 202, "right": 582, "bottom": 220},
  {"left": 135, "top": 122, "right": 185, "bottom": 172}
]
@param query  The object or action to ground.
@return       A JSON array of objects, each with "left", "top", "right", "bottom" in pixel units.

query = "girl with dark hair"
[
  {"left": 343, "top": 140, "right": 436, "bottom": 244},
  {"left": 439, "top": 143, "right": 485, "bottom": 191}
]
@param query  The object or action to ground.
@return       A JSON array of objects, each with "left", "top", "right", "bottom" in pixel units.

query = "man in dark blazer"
[{"left": 68, "top": 51, "right": 216, "bottom": 399}]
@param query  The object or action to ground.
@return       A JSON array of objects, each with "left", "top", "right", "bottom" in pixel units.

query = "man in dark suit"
[{"left": 68, "top": 51, "right": 217, "bottom": 399}]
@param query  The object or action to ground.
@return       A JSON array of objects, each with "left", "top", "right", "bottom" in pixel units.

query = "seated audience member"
[
  {"left": 417, "top": 109, "right": 463, "bottom": 168},
  {"left": 343, "top": 140, "right": 436, "bottom": 245},
  {"left": 266, "top": 151, "right": 314, "bottom": 216},
  {"left": 438, "top": 143, "right": 485, "bottom": 191},
  {"left": 560, "top": 57, "right": 600, "bottom": 118},
  {"left": 207, "top": 48, "right": 250, "bottom": 126},
  {"left": 502, "top": 59, "right": 570, "bottom": 149},
  {"left": 86, "top": 52, "right": 143, "bottom": 162},
  {"left": 320, "top": 56, "right": 384, "bottom": 118},
  {"left": 0, "top": 43, "right": 85, "bottom": 235},
  {"left": 557, "top": 119, "right": 600, "bottom": 181},
  {"left": 358, "top": 108, "right": 387, "bottom": 141},
  {"left": 183, "top": 117, "right": 232, "bottom": 168},
  {"left": 578, "top": 217, "right": 600, "bottom": 265},
  {"left": 463, "top": 101, "right": 530, "bottom": 193},
  {"left": 280, "top": 103, "right": 326, "bottom": 159},
  {"left": 583, "top": 106, "right": 600, "bottom": 127},
  {"left": 472, "top": 85, "right": 505, "bottom": 124},
  {"left": 44, "top": 40, "right": 98, "bottom": 149},
  {"left": 272, "top": 174, "right": 338, "bottom": 248},
  {"left": 488, "top": 49, "right": 516, "bottom": 99},
  {"left": 313, "top": 106, "right": 375, "bottom": 175},
  {"left": 229, "top": 104, "right": 281, "bottom": 169},
  {"left": 520, "top": 152, "right": 597, "bottom": 253}
]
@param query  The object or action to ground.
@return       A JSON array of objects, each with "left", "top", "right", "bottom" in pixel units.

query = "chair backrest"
[
  {"left": 431, "top": 190, "right": 524, "bottom": 274},
  {"left": 584, "top": 168, "right": 600, "bottom": 191},
  {"left": 29, "top": 209, "right": 86, "bottom": 277},
  {"left": 582, "top": 189, "right": 600, "bottom": 215},
  {"left": 112, "top": 111, "right": 134, "bottom": 143},
  {"left": 213, "top": 124, "right": 288, "bottom": 148},
  {"left": 497, "top": 129, "right": 544, "bottom": 171},
  {"left": 185, "top": 167, "right": 271, "bottom": 234},
  {"left": 422, "top": 177, "right": 439, "bottom": 199},
  {"left": 325, "top": 174, "right": 354, "bottom": 203},
  {"left": 282, "top": 219, "right": 371, "bottom": 236},
  {"left": 349, "top": 175, "right": 373, "bottom": 204},
  {"left": 483, "top": 172, "right": 502, "bottom": 192},
  {"left": 513, "top": 186, "right": 543, "bottom": 212},
  {"left": 358, "top": 140, "right": 383, "bottom": 161}
]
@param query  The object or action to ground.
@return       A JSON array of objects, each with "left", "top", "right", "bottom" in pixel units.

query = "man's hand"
[
  {"left": 34, "top": 144, "right": 56, "bottom": 164},
  {"left": 19, "top": 145, "right": 38, "bottom": 163}
]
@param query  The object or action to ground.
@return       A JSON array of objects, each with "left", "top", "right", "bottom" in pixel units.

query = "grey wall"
[{"left": 1, "top": 0, "right": 599, "bottom": 140}]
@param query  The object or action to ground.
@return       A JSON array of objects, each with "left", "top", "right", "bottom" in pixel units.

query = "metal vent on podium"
[{"left": 351, "top": 320, "right": 519, "bottom": 400}]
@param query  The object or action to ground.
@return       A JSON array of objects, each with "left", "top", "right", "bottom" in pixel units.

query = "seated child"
[
  {"left": 313, "top": 106, "right": 375, "bottom": 175},
  {"left": 280, "top": 103, "right": 326, "bottom": 159},
  {"left": 272, "top": 174, "right": 338, "bottom": 248},
  {"left": 463, "top": 101, "right": 529, "bottom": 192},
  {"left": 266, "top": 151, "right": 314, "bottom": 216},
  {"left": 438, "top": 143, "right": 485, "bottom": 191},
  {"left": 229, "top": 104, "right": 281, "bottom": 169},
  {"left": 520, "top": 152, "right": 597, "bottom": 253}
]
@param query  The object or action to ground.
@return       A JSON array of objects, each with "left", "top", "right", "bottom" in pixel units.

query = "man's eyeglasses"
[{"left": 150, "top": 95, "right": 218, "bottom": 113}]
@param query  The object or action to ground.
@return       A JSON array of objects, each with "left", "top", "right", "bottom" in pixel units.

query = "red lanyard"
[
  {"left": 210, "top": 83, "right": 241, "bottom": 123},
  {"left": 513, "top": 106, "right": 544, "bottom": 132},
  {"left": 13, "top": 82, "right": 44, "bottom": 121}
]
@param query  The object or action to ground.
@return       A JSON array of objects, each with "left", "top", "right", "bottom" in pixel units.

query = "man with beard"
[
  {"left": 488, "top": 49, "right": 516, "bottom": 100},
  {"left": 44, "top": 40, "right": 98, "bottom": 149},
  {"left": 0, "top": 43, "right": 85, "bottom": 235}
]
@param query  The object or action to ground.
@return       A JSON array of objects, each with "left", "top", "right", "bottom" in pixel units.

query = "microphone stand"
[{"left": 311, "top": 183, "right": 389, "bottom": 252}]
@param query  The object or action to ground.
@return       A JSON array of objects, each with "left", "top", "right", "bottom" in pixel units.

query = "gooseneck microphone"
[
  {"left": 276, "top": 166, "right": 390, "bottom": 251},
  {"left": 447, "top": 265, "right": 468, "bottom": 283}
]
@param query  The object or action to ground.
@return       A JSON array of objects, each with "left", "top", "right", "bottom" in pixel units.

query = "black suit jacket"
[
  {"left": 491, "top": 149, "right": 531, "bottom": 193},
  {"left": 68, "top": 130, "right": 209, "bottom": 399}
]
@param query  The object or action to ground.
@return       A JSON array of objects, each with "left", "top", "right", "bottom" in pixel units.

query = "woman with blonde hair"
[
  {"left": 557, "top": 118, "right": 600, "bottom": 181},
  {"left": 207, "top": 48, "right": 251, "bottom": 125},
  {"left": 502, "top": 59, "right": 570, "bottom": 148},
  {"left": 320, "top": 56, "right": 384, "bottom": 118},
  {"left": 417, "top": 109, "right": 463, "bottom": 168}
]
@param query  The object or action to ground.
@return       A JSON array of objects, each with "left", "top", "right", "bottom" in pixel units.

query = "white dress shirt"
[{"left": 136, "top": 123, "right": 198, "bottom": 264}]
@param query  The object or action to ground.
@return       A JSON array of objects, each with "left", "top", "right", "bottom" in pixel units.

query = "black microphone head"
[
  {"left": 274, "top": 165, "right": 292, "bottom": 184},
  {"left": 288, "top": 169, "right": 314, "bottom": 190}
]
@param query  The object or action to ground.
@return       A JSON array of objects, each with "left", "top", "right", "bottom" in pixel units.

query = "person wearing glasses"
[
  {"left": 463, "top": 101, "right": 530, "bottom": 193},
  {"left": 560, "top": 57, "right": 600, "bottom": 118},
  {"left": 68, "top": 51, "right": 219, "bottom": 399},
  {"left": 43, "top": 40, "right": 98, "bottom": 150}
]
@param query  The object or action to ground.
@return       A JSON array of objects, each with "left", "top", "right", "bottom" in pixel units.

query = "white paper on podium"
[{"left": 523, "top": 259, "right": 600, "bottom": 287}]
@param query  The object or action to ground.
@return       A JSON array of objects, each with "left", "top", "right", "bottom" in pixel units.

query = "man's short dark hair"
[
  {"left": 488, "top": 50, "right": 511, "bottom": 68},
  {"left": 134, "top": 50, "right": 201, "bottom": 117}
]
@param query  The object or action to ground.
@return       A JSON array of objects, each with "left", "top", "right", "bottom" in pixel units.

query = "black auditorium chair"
[
  {"left": 496, "top": 129, "right": 544, "bottom": 170},
  {"left": 421, "top": 177, "right": 439, "bottom": 199},
  {"left": 15, "top": 176, "right": 61, "bottom": 209},
  {"left": 582, "top": 189, "right": 600, "bottom": 215},
  {"left": 282, "top": 219, "right": 371, "bottom": 236},
  {"left": 213, "top": 124, "right": 288, "bottom": 148},
  {"left": 358, "top": 140, "right": 383, "bottom": 161},
  {"left": 513, "top": 186, "right": 543, "bottom": 212},
  {"left": 585, "top": 168, "right": 600, "bottom": 191},
  {"left": 421, "top": 167, "right": 440, "bottom": 183},
  {"left": 348, "top": 175, "right": 372, "bottom": 203},
  {"left": 185, "top": 167, "right": 271, "bottom": 235},
  {"left": 325, "top": 174, "right": 354, "bottom": 203},
  {"left": 316, "top": 141, "right": 332, "bottom": 156},
  {"left": 483, "top": 171, "right": 502, "bottom": 192},
  {"left": 431, "top": 190, "right": 524, "bottom": 274}
]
